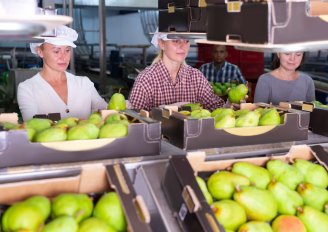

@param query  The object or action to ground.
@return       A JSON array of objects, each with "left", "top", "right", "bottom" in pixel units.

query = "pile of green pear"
[
  {"left": 1, "top": 111, "right": 130, "bottom": 142},
  {"left": 196, "top": 158, "right": 328, "bottom": 232},
  {"left": 210, "top": 82, "right": 238, "bottom": 97},
  {"left": 1, "top": 192, "right": 126, "bottom": 232}
]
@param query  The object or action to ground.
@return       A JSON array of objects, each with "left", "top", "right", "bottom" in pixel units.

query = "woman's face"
[
  {"left": 278, "top": 52, "right": 304, "bottom": 71},
  {"left": 159, "top": 39, "right": 190, "bottom": 64},
  {"left": 37, "top": 43, "right": 72, "bottom": 72}
]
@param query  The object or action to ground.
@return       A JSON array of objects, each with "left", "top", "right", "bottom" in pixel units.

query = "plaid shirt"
[
  {"left": 199, "top": 61, "right": 246, "bottom": 84},
  {"left": 129, "top": 60, "right": 225, "bottom": 111}
]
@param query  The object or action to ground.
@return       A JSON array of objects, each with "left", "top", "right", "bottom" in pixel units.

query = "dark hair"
[{"left": 271, "top": 53, "right": 305, "bottom": 70}]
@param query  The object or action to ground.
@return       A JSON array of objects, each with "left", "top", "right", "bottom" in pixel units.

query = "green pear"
[
  {"left": 43, "top": 216, "right": 78, "bottom": 232},
  {"left": 268, "top": 180, "right": 303, "bottom": 215},
  {"left": 207, "top": 171, "right": 250, "bottom": 200},
  {"left": 56, "top": 117, "right": 79, "bottom": 128},
  {"left": 297, "top": 206, "right": 328, "bottom": 232},
  {"left": 1, "top": 202, "right": 44, "bottom": 232},
  {"left": 232, "top": 162, "right": 272, "bottom": 189},
  {"left": 182, "top": 102, "right": 202, "bottom": 111},
  {"left": 258, "top": 108, "right": 281, "bottom": 126},
  {"left": 179, "top": 110, "right": 191, "bottom": 116},
  {"left": 235, "top": 109, "right": 250, "bottom": 117},
  {"left": 78, "top": 217, "right": 117, "bottom": 232},
  {"left": 212, "top": 108, "right": 235, "bottom": 121},
  {"left": 211, "top": 200, "right": 247, "bottom": 231},
  {"left": 228, "top": 84, "right": 248, "bottom": 104},
  {"left": 33, "top": 127, "right": 67, "bottom": 142},
  {"left": 238, "top": 221, "right": 273, "bottom": 232},
  {"left": 51, "top": 193, "right": 93, "bottom": 223},
  {"left": 195, "top": 176, "right": 213, "bottom": 204},
  {"left": 24, "top": 195, "right": 51, "bottom": 221},
  {"left": 214, "top": 114, "right": 236, "bottom": 129},
  {"left": 272, "top": 215, "right": 306, "bottom": 232},
  {"left": 233, "top": 186, "right": 278, "bottom": 221},
  {"left": 235, "top": 111, "right": 260, "bottom": 127},
  {"left": 67, "top": 123, "right": 99, "bottom": 140},
  {"left": 105, "top": 113, "right": 128, "bottom": 124},
  {"left": 254, "top": 107, "right": 265, "bottom": 116},
  {"left": 0, "top": 122, "right": 20, "bottom": 130},
  {"left": 99, "top": 122, "right": 128, "bottom": 138},
  {"left": 25, "top": 118, "right": 53, "bottom": 133},
  {"left": 297, "top": 182, "right": 328, "bottom": 211},
  {"left": 93, "top": 192, "right": 127, "bottom": 232},
  {"left": 88, "top": 112, "right": 103, "bottom": 125},
  {"left": 267, "top": 159, "right": 304, "bottom": 190},
  {"left": 189, "top": 109, "right": 211, "bottom": 119},
  {"left": 108, "top": 93, "right": 126, "bottom": 110},
  {"left": 293, "top": 159, "right": 328, "bottom": 189},
  {"left": 214, "top": 86, "right": 222, "bottom": 96}
]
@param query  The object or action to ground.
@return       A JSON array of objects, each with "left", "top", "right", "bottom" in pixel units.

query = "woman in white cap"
[
  {"left": 17, "top": 25, "right": 107, "bottom": 121},
  {"left": 128, "top": 31, "right": 225, "bottom": 111}
]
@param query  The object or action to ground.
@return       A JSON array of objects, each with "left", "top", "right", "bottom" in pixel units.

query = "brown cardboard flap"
[{"left": 79, "top": 164, "right": 109, "bottom": 194}]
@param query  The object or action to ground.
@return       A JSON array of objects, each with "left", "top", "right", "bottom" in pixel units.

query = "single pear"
[
  {"left": 293, "top": 159, "right": 328, "bottom": 189},
  {"left": 211, "top": 200, "right": 247, "bottom": 231},
  {"left": 24, "top": 195, "right": 51, "bottom": 221},
  {"left": 99, "top": 122, "right": 128, "bottom": 138},
  {"left": 43, "top": 216, "right": 78, "bottom": 232},
  {"left": 214, "top": 114, "right": 236, "bottom": 129},
  {"left": 56, "top": 117, "right": 79, "bottom": 128},
  {"left": 25, "top": 118, "right": 53, "bottom": 133},
  {"left": 107, "top": 93, "right": 126, "bottom": 110},
  {"left": 207, "top": 171, "right": 250, "bottom": 200},
  {"left": 179, "top": 110, "right": 191, "bottom": 116},
  {"left": 182, "top": 102, "right": 202, "bottom": 111},
  {"left": 258, "top": 108, "right": 281, "bottom": 126},
  {"left": 88, "top": 112, "right": 103, "bottom": 125},
  {"left": 1, "top": 122, "right": 20, "bottom": 130},
  {"left": 67, "top": 123, "right": 99, "bottom": 140},
  {"left": 254, "top": 107, "right": 265, "bottom": 116},
  {"left": 238, "top": 221, "right": 273, "bottom": 232},
  {"left": 228, "top": 84, "right": 248, "bottom": 104},
  {"left": 78, "top": 217, "right": 117, "bottom": 232},
  {"left": 93, "top": 192, "right": 127, "bottom": 232},
  {"left": 105, "top": 113, "right": 128, "bottom": 124},
  {"left": 195, "top": 176, "right": 213, "bottom": 205},
  {"left": 235, "top": 109, "right": 250, "bottom": 117},
  {"left": 33, "top": 127, "right": 67, "bottom": 142},
  {"left": 297, "top": 182, "right": 328, "bottom": 211},
  {"left": 1, "top": 202, "right": 44, "bottom": 232},
  {"left": 235, "top": 111, "right": 260, "bottom": 127},
  {"left": 268, "top": 180, "right": 303, "bottom": 215},
  {"left": 189, "top": 109, "right": 211, "bottom": 119},
  {"left": 212, "top": 108, "right": 235, "bottom": 121},
  {"left": 232, "top": 162, "right": 271, "bottom": 189},
  {"left": 233, "top": 186, "right": 278, "bottom": 221},
  {"left": 297, "top": 206, "right": 328, "bottom": 232},
  {"left": 266, "top": 159, "right": 288, "bottom": 177},
  {"left": 272, "top": 215, "right": 306, "bottom": 232}
]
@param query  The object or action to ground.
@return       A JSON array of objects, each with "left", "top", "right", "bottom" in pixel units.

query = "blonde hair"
[{"left": 152, "top": 50, "right": 164, "bottom": 65}]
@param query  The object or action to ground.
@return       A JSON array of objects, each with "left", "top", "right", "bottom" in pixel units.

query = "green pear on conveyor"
[
  {"left": 235, "top": 109, "right": 250, "bottom": 117},
  {"left": 99, "top": 122, "right": 128, "bottom": 138},
  {"left": 56, "top": 117, "right": 79, "bottom": 127},
  {"left": 78, "top": 217, "right": 117, "bottom": 232},
  {"left": 87, "top": 112, "right": 103, "bottom": 126},
  {"left": 232, "top": 162, "right": 272, "bottom": 189},
  {"left": 235, "top": 111, "right": 260, "bottom": 127},
  {"left": 297, "top": 182, "right": 328, "bottom": 211},
  {"left": 214, "top": 114, "right": 236, "bottom": 129},
  {"left": 297, "top": 206, "right": 328, "bottom": 232},
  {"left": 268, "top": 180, "right": 303, "bottom": 215},
  {"left": 238, "top": 221, "right": 273, "bottom": 232},
  {"left": 211, "top": 200, "right": 247, "bottom": 231},
  {"left": 293, "top": 159, "right": 328, "bottom": 189},
  {"left": 67, "top": 123, "right": 99, "bottom": 140},
  {"left": 195, "top": 176, "right": 213, "bottom": 204},
  {"left": 258, "top": 108, "right": 281, "bottom": 126},
  {"left": 1, "top": 202, "right": 44, "bottom": 232},
  {"left": 233, "top": 186, "right": 278, "bottom": 221},
  {"left": 93, "top": 192, "right": 127, "bottom": 232},
  {"left": 254, "top": 107, "right": 265, "bottom": 116},
  {"left": 189, "top": 109, "right": 211, "bottom": 119},
  {"left": 105, "top": 113, "right": 128, "bottom": 124},
  {"left": 212, "top": 108, "right": 235, "bottom": 121},
  {"left": 24, "top": 195, "right": 51, "bottom": 221},
  {"left": 43, "top": 216, "right": 78, "bottom": 232},
  {"left": 267, "top": 159, "right": 304, "bottom": 190},
  {"left": 1, "top": 122, "right": 20, "bottom": 130},
  {"left": 25, "top": 118, "right": 53, "bottom": 133},
  {"left": 108, "top": 93, "right": 126, "bottom": 110},
  {"left": 272, "top": 215, "right": 306, "bottom": 232},
  {"left": 207, "top": 171, "right": 250, "bottom": 200},
  {"left": 34, "top": 127, "right": 67, "bottom": 142}
]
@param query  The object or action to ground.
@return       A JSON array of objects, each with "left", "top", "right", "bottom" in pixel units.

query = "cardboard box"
[
  {"left": 158, "top": 0, "right": 206, "bottom": 9},
  {"left": 206, "top": 1, "right": 328, "bottom": 44},
  {"left": 281, "top": 101, "right": 328, "bottom": 137},
  {"left": 0, "top": 110, "right": 161, "bottom": 168},
  {"left": 163, "top": 144, "right": 328, "bottom": 232},
  {"left": 151, "top": 103, "right": 309, "bottom": 150},
  {"left": 159, "top": 7, "right": 207, "bottom": 32},
  {"left": 0, "top": 163, "right": 152, "bottom": 231}
]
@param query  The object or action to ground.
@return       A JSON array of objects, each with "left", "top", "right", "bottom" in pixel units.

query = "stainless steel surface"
[
  {"left": 56, "top": 0, "right": 157, "bottom": 9},
  {"left": 99, "top": 0, "right": 107, "bottom": 94},
  {"left": 166, "top": 33, "right": 206, "bottom": 40}
]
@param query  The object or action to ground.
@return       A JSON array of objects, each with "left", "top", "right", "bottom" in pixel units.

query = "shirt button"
[{"left": 66, "top": 109, "right": 70, "bottom": 113}]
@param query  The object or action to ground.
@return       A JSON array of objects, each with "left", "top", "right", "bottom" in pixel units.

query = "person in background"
[
  {"left": 128, "top": 31, "right": 225, "bottom": 111},
  {"left": 199, "top": 45, "right": 246, "bottom": 84},
  {"left": 254, "top": 52, "right": 315, "bottom": 105},
  {"left": 17, "top": 26, "right": 107, "bottom": 121}
]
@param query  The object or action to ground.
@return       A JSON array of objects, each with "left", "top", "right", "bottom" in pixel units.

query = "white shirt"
[{"left": 17, "top": 72, "right": 108, "bottom": 121}]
